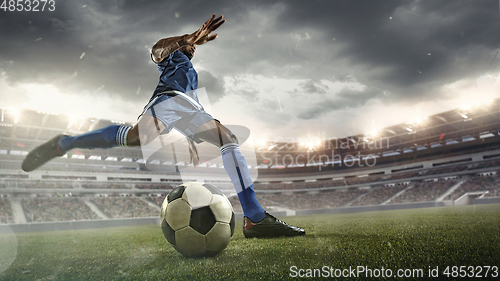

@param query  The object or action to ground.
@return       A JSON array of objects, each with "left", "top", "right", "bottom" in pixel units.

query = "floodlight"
[{"left": 7, "top": 108, "right": 20, "bottom": 123}]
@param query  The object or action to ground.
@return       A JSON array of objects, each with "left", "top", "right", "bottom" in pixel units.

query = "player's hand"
[
  {"left": 186, "top": 14, "right": 225, "bottom": 46},
  {"left": 187, "top": 138, "right": 199, "bottom": 167}
]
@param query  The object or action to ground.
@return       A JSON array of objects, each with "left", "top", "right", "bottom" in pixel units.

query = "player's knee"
[
  {"left": 126, "top": 128, "right": 141, "bottom": 147},
  {"left": 226, "top": 130, "right": 239, "bottom": 145},
  {"left": 128, "top": 130, "right": 159, "bottom": 147},
  {"left": 220, "top": 128, "right": 239, "bottom": 145}
]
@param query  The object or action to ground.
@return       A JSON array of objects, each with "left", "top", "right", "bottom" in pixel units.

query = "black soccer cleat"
[
  {"left": 243, "top": 212, "right": 305, "bottom": 238},
  {"left": 21, "top": 134, "right": 68, "bottom": 172}
]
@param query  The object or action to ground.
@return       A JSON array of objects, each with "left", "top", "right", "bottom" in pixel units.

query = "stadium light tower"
[
  {"left": 7, "top": 108, "right": 21, "bottom": 123},
  {"left": 366, "top": 129, "right": 379, "bottom": 138},
  {"left": 300, "top": 138, "right": 321, "bottom": 151}
]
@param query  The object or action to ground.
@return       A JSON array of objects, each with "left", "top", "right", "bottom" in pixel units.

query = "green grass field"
[{"left": 1, "top": 204, "right": 499, "bottom": 280}]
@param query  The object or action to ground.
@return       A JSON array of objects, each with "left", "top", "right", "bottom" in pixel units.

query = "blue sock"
[
  {"left": 221, "top": 143, "right": 266, "bottom": 222},
  {"left": 57, "top": 125, "right": 131, "bottom": 152}
]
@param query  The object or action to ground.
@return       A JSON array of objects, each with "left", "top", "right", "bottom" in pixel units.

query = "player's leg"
[
  {"left": 194, "top": 120, "right": 266, "bottom": 221},
  {"left": 21, "top": 115, "right": 164, "bottom": 172},
  {"left": 58, "top": 115, "right": 164, "bottom": 151},
  {"left": 194, "top": 120, "right": 305, "bottom": 238}
]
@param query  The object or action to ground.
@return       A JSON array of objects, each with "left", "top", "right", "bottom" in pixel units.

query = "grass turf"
[{"left": 0, "top": 204, "right": 499, "bottom": 280}]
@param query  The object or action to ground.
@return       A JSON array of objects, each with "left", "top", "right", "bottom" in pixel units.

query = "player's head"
[{"left": 179, "top": 44, "right": 196, "bottom": 60}]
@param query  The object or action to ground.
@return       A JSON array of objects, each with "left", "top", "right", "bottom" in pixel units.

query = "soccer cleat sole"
[
  {"left": 21, "top": 134, "right": 67, "bottom": 172},
  {"left": 243, "top": 213, "right": 305, "bottom": 239}
]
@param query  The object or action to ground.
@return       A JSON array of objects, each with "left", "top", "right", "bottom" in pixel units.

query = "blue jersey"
[{"left": 150, "top": 50, "right": 198, "bottom": 101}]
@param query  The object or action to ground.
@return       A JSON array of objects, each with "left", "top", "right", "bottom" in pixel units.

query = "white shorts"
[{"left": 139, "top": 90, "right": 215, "bottom": 143}]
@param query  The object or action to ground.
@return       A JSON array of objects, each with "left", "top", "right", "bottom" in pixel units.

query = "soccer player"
[{"left": 22, "top": 14, "right": 304, "bottom": 238}]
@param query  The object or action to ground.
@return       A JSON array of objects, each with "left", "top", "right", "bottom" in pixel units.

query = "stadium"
[
  {"left": 1, "top": 98, "right": 499, "bottom": 279},
  {"left": 2, "top": 1, "right": 500, "bottom": 280}
]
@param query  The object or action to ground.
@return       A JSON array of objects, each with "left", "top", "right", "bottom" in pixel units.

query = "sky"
[{"left": 1, "top": 0, "right": 500, "bottom": 142}]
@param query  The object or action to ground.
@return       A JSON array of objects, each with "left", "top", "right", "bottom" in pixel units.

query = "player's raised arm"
[
  {"left": 185, "top": 14, "right": 225, "bottom": 46},
  {"left": 151, "top": 14, "right": 225, "bottom": 63},
  {"left": 151, "top": 34, "right": 188, "bottom": 63}
]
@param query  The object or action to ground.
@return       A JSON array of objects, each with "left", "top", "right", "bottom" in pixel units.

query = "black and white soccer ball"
[{"left": 160, "top": 182, "right": 235, "bottom": 257}]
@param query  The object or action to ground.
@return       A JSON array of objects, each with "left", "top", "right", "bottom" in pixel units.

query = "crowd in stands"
[
  {"left": 21, "top": 197, "right": 99, "bottom": 223},
  {"left": 15, "top": 182, "right": 74, "bottom": 189},
  {"left": 254, "top": 180, "right": 342, "bottom": 190},
  {"left": 350, "top": 185, "right": 407, "bottom": 206},
  {"left": 0, "top": 197, "right": 14, "bottom": 224},
  {"left": 384, "top": 171, "right": 421, "bottom": 180},
  {"left": 42, "top": 176, "right": 96, "bottom": 180},
  {"left": 0, "top": 155, "right": 498, "bottom": 224},
  {"left": 5, "top": 172, "right": 498, "bottom": 224},
  {"left": 426, "top": 164, "right": 469, "bottom": 175},
  {"left": 469, "top": 159, "right": 500, "bottom": 170},
  {"left": 227, "top": 196, "right": 243, "bottom": 213},
  {"left": 0, "top": 174, "right": 28, "bottom": 179},
  {"left": 446, "top": 174, "right": 500, "bottom": 200},
  {"left": 147, "top": 194, "right": 167, "bottom": 207},
  {"left": 82, "top": 183, "right": 130, "bottom": 189},
  {"left": 0, "top": 165, "right": 173, "bottom": 175},
  {"left": 136, "top": 183, "right": 174, "bottom": 190},
  {"left": 256, "top": 189, "right": 368, "bottom": 210},
  {"left": 89, "top": 197, "right": 158, "bottom": 218},
  {"left": 389, "top": 179, "right": 456, "bottom": 204},
  {"left": 346, "top": 175, "right": 383, "bottom": 185},
  {"left": 203, "top": 182, "right": 234, "bottom": 190},
  {"left": 254, "top": 174, "right": 412, "bottom": 190}
]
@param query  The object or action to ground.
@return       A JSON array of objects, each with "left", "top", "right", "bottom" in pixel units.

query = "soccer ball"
[{"left": 160, "top": 182, "right": 235, "bottom": 257}]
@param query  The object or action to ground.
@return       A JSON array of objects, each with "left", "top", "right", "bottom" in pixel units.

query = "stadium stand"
[
  {"left": 21, "top": 197, "right": 100, "bottom": 223},
  {"left": 384, "top": 171, "right": 421, "bottom": 180},
  {"left": 146, "top": 194, "right": 167, "bottom": 207},
  {"left": 426, "top": 164, "right": 470, "bottom": 175},
  {"left": 82, "top": 183, "right": 131, "bottom": 189},
  {"left": 0, "top": 197, "right": 14, "bottom": 224},
  {"left": 2, "top": 102, "right": 500, "bottom": 225},
  {"left": 227, "top": 195, "right": 243, "bottom": 213},
  {"left": 469, "top": 159, "right": 500, "bottom": 170},
  {"left": 446, "top": 173, "right": 500, "bottom": 200},
  {"left": 254, "top": 180, "right": 345, "bottom": 190},
  {"left": 15, "top": 181, "right": 74, "bottom": 189},
  {"left": 89, "top": 197, "right": 158, "bottom": 218},
  {"left": 350, "top": 185, "right": 408, "bottom": 206},
  {"left": 136, "top": 183, "right": 174, "bottom": 190},
  {"left": 389, "top": 179, "right": 457, "bottom": 204},
  {"left": 257, "top": 189, "right": 368, "bottom": 210}
]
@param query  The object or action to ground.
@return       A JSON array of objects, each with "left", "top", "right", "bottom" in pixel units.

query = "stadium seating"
[
  {"left": 350, "top": 185, "right": 407, "bottom": 206},
  {"left": 469, "top": 159, "right": 500, "bottom": 170},
  {"left": 389, "top": 179, "right": 457, "bottom": 204},
  {"left": 425, "top": 164, "right": 469, "bottom": 175},
  {"left": 227, "top": 195, "right": 243, "bottom": 213},
  {"left": 89, "top": 197, "right": 158, "bottom": 218},
  {"left": 446, "top": 174, "right": 500, "bottom": 200},
  {"left": 135, "top": 183, "right": 174, "bottom": 190},
  {"left": 16, "top": 182, "right": 74, "bottom": 189},
  {"left": 384, "top": 171, "right": 421, "bottom": 180},
  {"left": 82, "top": 183, "right": 131, "bottom": 189},
  {"left": 0, "top": 197, "right": 14, "bottom": 224},
  {"left": 21, "top": 197, "right": 100, "bottom": 223},
  {"left": 146, "top": 194, "right": 167, "bottom": 207},
  {"left": 256, "top": 189, "right": 368, "bottom": 210}
]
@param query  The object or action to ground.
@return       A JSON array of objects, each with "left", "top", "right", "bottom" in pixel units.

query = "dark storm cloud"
[
  {"left": 273, "top": 0, "right": 500, "bottom": 96},
  {"left": 198, "top": 70, "right": 226, "bottom": 103},
  {"left": 0, "top": 0, "right": 279, "bottom": 103},
  {"left": 298, "top": 86, "right": 384, "bottom": 120},
  {"left": 1, "top": 0, "right": 499, "bottom": 115},
  {"left": 0, "top": 1, "right": 156, "bottom": 102},
  {"left": 289, "top": 79, "right": 329, "bottom": 97}
]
